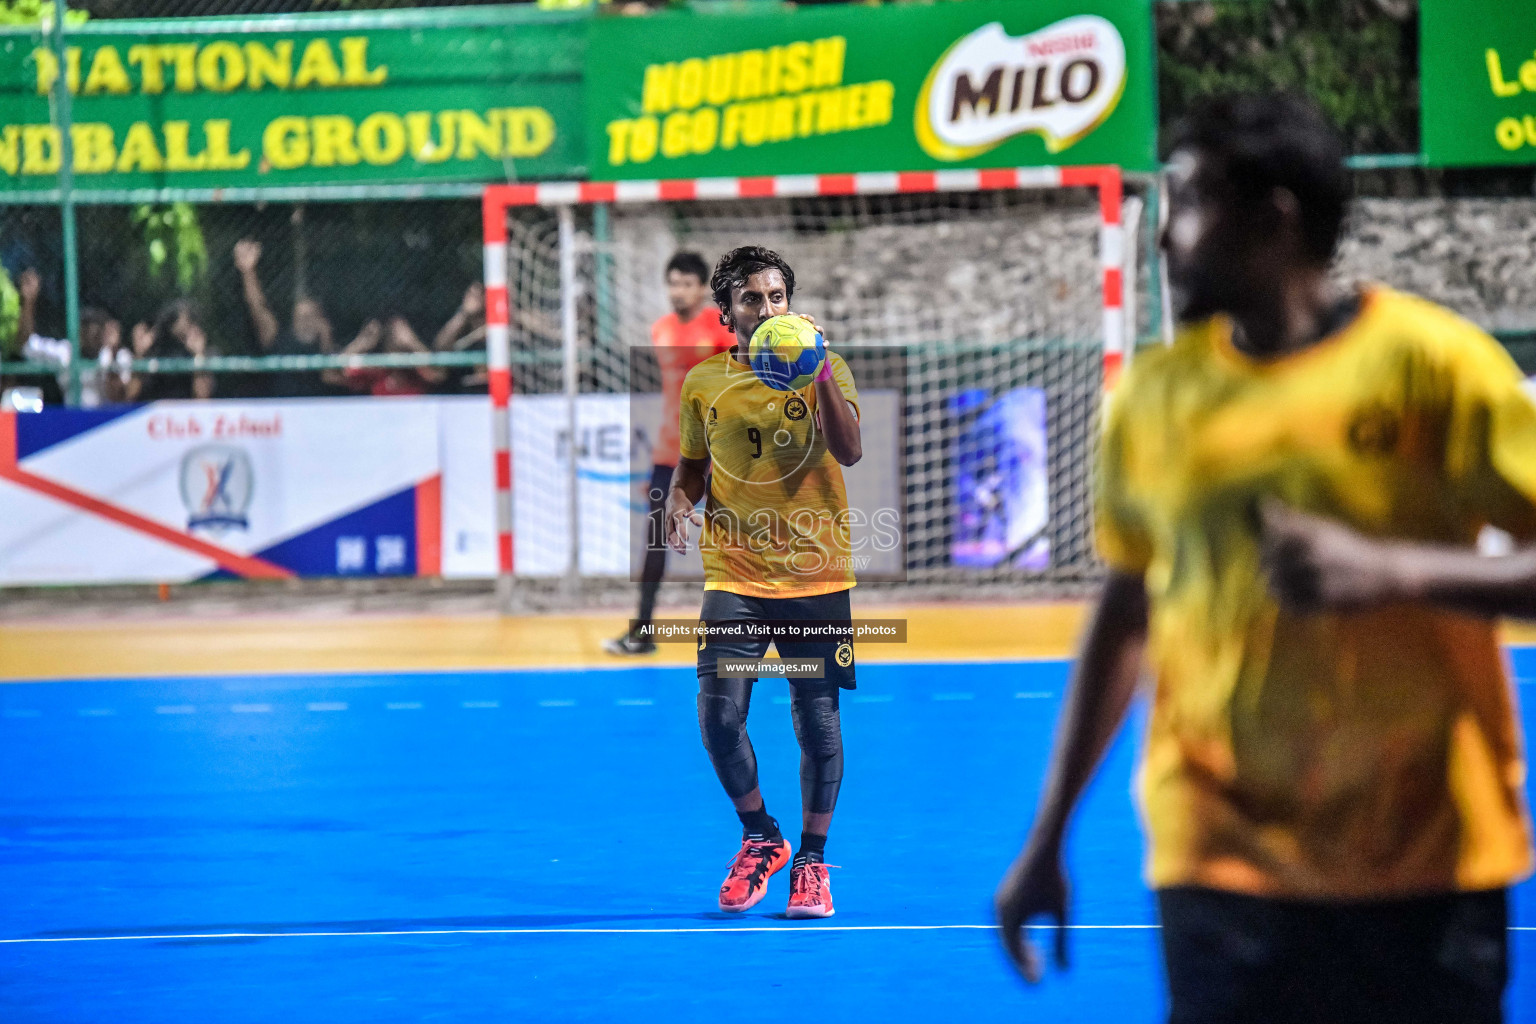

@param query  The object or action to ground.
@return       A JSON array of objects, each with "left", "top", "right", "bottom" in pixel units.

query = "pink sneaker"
[{"left": 786, "top": 861, "right": 836, "bottom": 919}]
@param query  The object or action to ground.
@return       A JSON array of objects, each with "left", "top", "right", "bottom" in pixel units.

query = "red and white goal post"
[{"left": 481, "top": 164, "right": 1128, "bottom": 597}]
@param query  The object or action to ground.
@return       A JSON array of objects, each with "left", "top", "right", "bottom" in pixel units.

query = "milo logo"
[{"left": 915, "top": 16, "right": 1127, "bottom": 161}]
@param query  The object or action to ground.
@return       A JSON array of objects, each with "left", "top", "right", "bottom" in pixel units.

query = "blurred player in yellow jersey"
[
  {"left": 605, "top": 252, "right": 735, "bottom": 656},
  {"left": 997, "top": 94, "right": 1536, "bottom": 1024},
  {"left": 666, "top": 246, "right": 862, "bottom": 918}
]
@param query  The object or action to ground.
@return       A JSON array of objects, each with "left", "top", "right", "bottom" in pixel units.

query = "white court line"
[
  {"left": 461, "top": 701, "right": 499, "bottom": 709},
  {"left": 77, "top": 708, "right": 116, "bottom": 717},
  {"left": 538, "top": 699, "right": 577, "bottom": 708},
  {"left": 1015, "top": 692, "right": 1052, "bottom": 699},
  {"left": 0, "top": 923, "right": 1163, "bottom": 945},
  {"left": 385, "top": 702, "right": 423, "bottom": 711},
  {"left": 616, "top": 699, "right": 654, "bottom": 706},
  {"left": 155, "top": 705, "right": 196, "bottom": 715},
  {"left": 231, "top": 703, "right": 272, "bottom": 714},
  {"left": 306, "top": 702, "right": 348, "bottom": 712},
  {"left": 6, "top": 923, "right": 1535, "bottom": 945}
]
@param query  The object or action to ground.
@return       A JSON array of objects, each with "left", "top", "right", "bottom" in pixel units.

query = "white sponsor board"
[
  {"left": 0, "top": 391, "right": 905, "bottom": 585},
  {"left": 0, "top": 399, "right": 439, "bottom": 585}
]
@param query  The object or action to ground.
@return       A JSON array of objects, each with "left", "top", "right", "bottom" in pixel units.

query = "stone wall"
[
  {"left": 606, "top": 194, "right": 1536, "bottom": 348},
  {"left": 1337, "top": 198, "right": 1536, "bottom": 332}
]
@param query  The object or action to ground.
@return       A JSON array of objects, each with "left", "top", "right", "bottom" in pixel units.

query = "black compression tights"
[{"left": 696, "top": 678, "right": 844, "bottom": 816}]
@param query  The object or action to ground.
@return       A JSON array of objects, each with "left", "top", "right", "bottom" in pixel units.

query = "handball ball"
[{"left": 749, "top": 315, "right": 825, "bottom": 392}]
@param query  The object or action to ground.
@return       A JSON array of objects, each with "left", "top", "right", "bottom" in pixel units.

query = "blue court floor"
[{"left": 2, "top": 654, "right": 1534, "bottom": 1022}]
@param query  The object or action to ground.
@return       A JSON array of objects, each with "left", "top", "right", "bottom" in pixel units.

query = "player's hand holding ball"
[{"left": 749, "top": 313, "right": 827, "bottom": 391}]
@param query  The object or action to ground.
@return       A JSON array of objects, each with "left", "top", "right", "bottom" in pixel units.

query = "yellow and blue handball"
[{"left": 748, "top": 314, "right": 826, "bottom": 392}]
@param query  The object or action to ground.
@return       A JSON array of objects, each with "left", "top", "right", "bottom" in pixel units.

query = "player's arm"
[
  {"left": 1259, "top": 502, "right": 1536, "bottom": 619},
  {"left": 996, "top": 569, "right": 1148, "bottom": 983},
  {"left": 804, "top": 324, "right": 859, "bottom": 465},
  {"left": 816, "top": 367, "right": 861, "bottom": 466},
  {"left": 792, "top": 314, "right": 859, "bottom": 464}
]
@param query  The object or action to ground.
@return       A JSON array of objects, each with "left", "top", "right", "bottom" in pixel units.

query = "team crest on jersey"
[
  {"left": 835, "top": 642, "right": 854, "bottom": 669},
  {"left": 785, "top": 396, "right": 808, "bottom": 421},
  {"left": 1347, "top": 404, "right": 1400, "bottom": 455}
]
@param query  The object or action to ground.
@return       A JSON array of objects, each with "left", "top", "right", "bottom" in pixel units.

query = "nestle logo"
[{"left": 1025, "top": 33, "right": 1097, "bottom": 59}]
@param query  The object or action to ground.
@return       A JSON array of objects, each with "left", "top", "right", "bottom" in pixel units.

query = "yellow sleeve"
[
  {"left": 1094, "top": 381, "right": 1153, "bottom": 573},
  {"left": 678, "top": 372, "right": 708, "bottom": 461},
  {"left": 828, "top": 351, "right": 859, "bottom": 418},
  {"left": 1443, "top": 332, "right": 1536, "bottom": 540}
]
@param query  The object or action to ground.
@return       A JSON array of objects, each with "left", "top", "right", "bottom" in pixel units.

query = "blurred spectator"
[
  {"left": 234, "top": 238, "right": 339, "bottom": 398},
  {"left": 130, "top": 298, "right": 215, "bottom": 402},
  {"left": 433, "top": 282, "right": 488, "bottom": 391},
  {"left": 14, "top": 268, "right": 134, "bottom": 407},
  {"left": 326, "top": 315, "right": 445, "bottom": 397}
]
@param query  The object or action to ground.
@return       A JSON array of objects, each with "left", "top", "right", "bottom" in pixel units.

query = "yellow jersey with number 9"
[
  {"left": 1099, "top": 286, "right": 1536, "bottom": 900},
  {"left": 679, "top": 349, "right": 860, "bottom": 598}
]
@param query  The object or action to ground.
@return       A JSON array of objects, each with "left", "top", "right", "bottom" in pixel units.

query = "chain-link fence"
[{"left": 0, "top": 197, "right": 491, "bottom": 403}]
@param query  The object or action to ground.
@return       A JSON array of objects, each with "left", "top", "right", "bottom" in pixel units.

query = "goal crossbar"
[{"left": 480, "top": 164, "right": 1125, "bottom": 588}]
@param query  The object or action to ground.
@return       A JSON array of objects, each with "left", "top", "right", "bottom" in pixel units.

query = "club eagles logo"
[
  {"left": 916, "top": 16, "right": 1127, "bottom": 161},
  {"left": 835, "top": 642, "right": 854, "bottom": 669},
  {"left": 785, "top": 396, "right": 808, "bottom": 421},
  {"left": 179, "top": 443, "right": 254, "bottom": 535}
]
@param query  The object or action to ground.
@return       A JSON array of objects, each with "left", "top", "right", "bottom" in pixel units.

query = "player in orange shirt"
[
  {"left": 997, "top": 95, "right": 1536, "bottom": 1024},
  {"left": 606, "top": 253, "right": 736, "bottom": 656}
]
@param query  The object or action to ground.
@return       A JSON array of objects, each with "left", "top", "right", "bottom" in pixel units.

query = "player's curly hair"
[
  {"left": 710, "top": 246, "right": 795, "bottom": 329},
  {"left": 1164, "top": 93, "right": 1348, "bottom": 266}
]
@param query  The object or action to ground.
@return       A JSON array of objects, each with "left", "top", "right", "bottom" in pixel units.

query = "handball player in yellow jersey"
[
  {"left": 998, "top": 94, "right": 1536, "bottom": 1023},
  {"left": 666, "top": 246, "right": 863, "bottom": 918}
]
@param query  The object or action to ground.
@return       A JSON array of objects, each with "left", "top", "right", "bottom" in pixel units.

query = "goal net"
[{"left": 484, "top": 169, "right": 1126, "bottom": 597}]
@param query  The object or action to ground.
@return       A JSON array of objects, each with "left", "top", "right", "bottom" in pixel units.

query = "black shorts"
[
  {"left": 696, "top": 588, "right": 856, "bottom": 690},
  {"left": 1159, "top": 885, "right": 1509, "bottom": 1024}
]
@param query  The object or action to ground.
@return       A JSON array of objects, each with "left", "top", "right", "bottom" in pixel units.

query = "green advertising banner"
[
  {"left": 586, "top": 0, "right": 1155, "bottom": 181},
  {"left": 1422, "top": 0, "right": 1536, "bottom": 166},
  {"left": 0, "top": 7, "right": 586, "bottom": 193}
]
